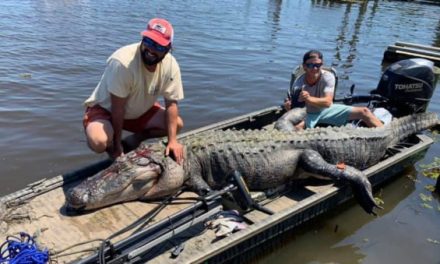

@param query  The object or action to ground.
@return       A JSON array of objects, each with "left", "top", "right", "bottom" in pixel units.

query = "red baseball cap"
[{"left": 141, "top": 18, "right": 174, "bottom": 46}]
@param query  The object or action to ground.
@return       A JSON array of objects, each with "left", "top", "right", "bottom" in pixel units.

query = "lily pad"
[
  {"left": 421, "top": 203, "right": 433, "bottom": 209},
  {"left": 419, "top": 157, "right": 440, "bottom": 179},
  {"left": 374, "top": 197, "right": 384, "bottom": 206},
  {"left": 424, "top": 184, "right": 436, "bottom": 192},
  {"left": 419, "top": 193, "right": 433, "bottom": 202},
  {"left": 421, "top": 168, "right": 440, "bottom": 180}
]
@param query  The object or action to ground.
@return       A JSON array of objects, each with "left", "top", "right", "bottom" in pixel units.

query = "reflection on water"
[
  {"left": 333, "top": 3, "right": 356, "bottom": 80},
  {"left": 267, "top": 0, "right": 282, "bottom": 40},
  {"left": 1, "top": 0, "right": 440, "bottom": 263},
  {"left": 330, "top": 1, "right": 380, "bottom": 81},
  {"left": 258, "top": 167, "right": 418, "bottom": 264}
]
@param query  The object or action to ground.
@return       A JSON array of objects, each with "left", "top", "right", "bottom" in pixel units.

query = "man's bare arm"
[
  {"left": 110, "top": 94, "right": 127, "bottom": 158},
  {"left": 165, "top": 99, "right": 184, "bottom": 164},
  {"left": 301, "top": 91, "right": 333, "bottom": 108}
]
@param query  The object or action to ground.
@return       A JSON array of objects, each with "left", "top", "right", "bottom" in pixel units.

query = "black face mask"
[{"left": 141, "top": 47, "right": 168, "bottom": 66}]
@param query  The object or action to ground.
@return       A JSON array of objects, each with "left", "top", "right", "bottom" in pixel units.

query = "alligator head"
[{"left": 65, "top": 143, "right": 185, "bottom": 210}]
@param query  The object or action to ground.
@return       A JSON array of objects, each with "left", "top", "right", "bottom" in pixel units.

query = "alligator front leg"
[
  {"left": 183, "top": 151, "right": 212, "bottom": 195},
  {"left": 274, "top": 107, "right": 306, "bottom": 132},
  {"left": 299, "top": 149, "right": 381, "bottom": 215},
  {"left": 185, "top": 172, "right": 212, "bottom": 195}
]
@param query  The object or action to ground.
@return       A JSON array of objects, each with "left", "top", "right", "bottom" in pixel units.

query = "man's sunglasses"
[
  {"left": 305, "top": 63, "right": 323, "bottom": 69},
  {"left": 142, "top": 38, "right": 169, "bottom": 53}
]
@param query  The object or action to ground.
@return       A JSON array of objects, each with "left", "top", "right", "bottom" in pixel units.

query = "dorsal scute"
[{"left": 182, "top": 124, "right": 390, "bottom": 153}]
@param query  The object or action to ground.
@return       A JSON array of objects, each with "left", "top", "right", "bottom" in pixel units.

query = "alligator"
[
  {"left": 65, "top": 112, "right": 438, "bottom": 215},
  {"left": 274, "top": 107, "right": 306, "bottom": 132}
]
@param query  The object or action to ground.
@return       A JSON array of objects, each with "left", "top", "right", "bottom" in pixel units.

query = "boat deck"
[
  {"left": 1, "top": 182, "right": 201, "bottom": 263},
  {"left": 0, "top": 170, "right": 337, "bottom": 263}
]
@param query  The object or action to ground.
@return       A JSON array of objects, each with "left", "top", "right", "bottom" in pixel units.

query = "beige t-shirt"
[{"left": 84, "top": 43, "right": 184, "bottom": 119}]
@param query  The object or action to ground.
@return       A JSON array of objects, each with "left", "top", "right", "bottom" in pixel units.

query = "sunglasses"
[
  {"left": 142, "top": 37, "right": 169, "bottom": 53},
  {"left": 305, "top": 63, "right": 323, "bottom": 69}
]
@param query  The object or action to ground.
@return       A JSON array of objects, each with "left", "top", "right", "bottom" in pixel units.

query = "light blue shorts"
[{"left": 306, "top": 104, "right": 352, "bottom": 128}]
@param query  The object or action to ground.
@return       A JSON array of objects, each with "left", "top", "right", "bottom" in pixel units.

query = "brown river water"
[{"left": 1, "top": 0, "right": 439, "bottom": 263}]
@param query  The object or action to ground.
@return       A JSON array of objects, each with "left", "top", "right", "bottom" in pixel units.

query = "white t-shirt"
[{"left": 84, "top": 43, "right": 184, "bottom": 119}]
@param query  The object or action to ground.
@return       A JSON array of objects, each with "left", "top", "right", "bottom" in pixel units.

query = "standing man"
[
  {"left": 83, "top": 18, "right": 184, "bottom": 164},
  {"left": 285, "top": 50, "right": 383, "bottom": 129}
]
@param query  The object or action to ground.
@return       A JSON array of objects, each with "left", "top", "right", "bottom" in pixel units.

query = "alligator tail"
[{"left": 391, "top": 112, "right": 438, "bottom": 144}]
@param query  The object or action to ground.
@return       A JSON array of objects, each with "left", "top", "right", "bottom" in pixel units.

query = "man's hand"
[
  {"left": 283, "top": 98, "right": 292, "bottom": 111},
  {"left": 164, "top": 100, "right": 184, "bottom": 164},
  {"left": 165, "top": 140, "right": 184, "bottom": 165},
  {"left": 300, "top": 91, "right": 333, "bottom": 108},
  {"left": 107, "top": 141, "right": 124, "bottom": 160},
  {"left": 299, "top": 90, "right": 311, "bottom": 103}
]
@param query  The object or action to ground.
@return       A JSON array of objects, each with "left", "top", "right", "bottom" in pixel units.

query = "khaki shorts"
[{"left": 83, "top": 103, "right": 162, "bottom": 133}]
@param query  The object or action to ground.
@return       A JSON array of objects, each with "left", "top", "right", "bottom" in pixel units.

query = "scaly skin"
[
  {"left": 66, "top": 145, "right": 185, "bottom": 210},
  {"left": 274, "top": 107, "right": 306, "bottom": 131},
  {"left": 65, "top": 112, "right": 438, "bottom": 214}
]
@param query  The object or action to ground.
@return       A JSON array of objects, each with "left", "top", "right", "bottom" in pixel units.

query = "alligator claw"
[{"left": 197, "top": 187, "right": 212, "bottom": 196}]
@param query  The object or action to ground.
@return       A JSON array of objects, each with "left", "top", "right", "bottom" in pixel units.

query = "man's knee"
[
  {"left": 294, "top": 120, "right": 305, "bottom": 130},
  {"left": 355, "top": 107, "right": 383, "bottom": 127},
  {"left": 351, "top": 107, "right": 372, "bottom": 119},
  {"left": 87, "top": 140, "right": 108, "bottom": 153},
  {"left": 360, "top": 107, "right": 373, "bottom": 117},
  {"left": 85, "top": 123, "right": 112, "bottom": 153},
  {"left": 86, "top": 133, "right": 111, "bottom": 153}
]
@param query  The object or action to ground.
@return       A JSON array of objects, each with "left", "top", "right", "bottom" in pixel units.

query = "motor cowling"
[{"left": 371, "top": 58, "right": 435, "bottom": 117}]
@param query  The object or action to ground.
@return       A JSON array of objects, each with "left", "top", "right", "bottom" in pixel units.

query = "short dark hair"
[{"left": 303, "top": 50, "right": 323, "bottom": 63}]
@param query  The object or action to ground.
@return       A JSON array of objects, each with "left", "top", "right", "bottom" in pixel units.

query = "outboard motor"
[{"left": 371, "top": 58, "right": 435, "bottom": 117}]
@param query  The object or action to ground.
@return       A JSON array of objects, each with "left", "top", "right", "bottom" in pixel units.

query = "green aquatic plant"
[
  {"left": 422, "top": 168, "right": 440, "bottom": 180},
  {"left": 421, "top": 203, "right": 433, "bottom": 209},
  {"left": 430, "top": 130, "right": 439, "bottom": 143},
  {"left": 424, "top": 184, "right": 436, "bottom": 192},
  {"left": 419, "top": 157, "right": 440, "bottom": 179},
  {"left": 419, "top": 193, "right": 433, "bottom": 202},
  {"left": 374, "top": 197, "right": 384, "bottom": 206},
  {"left": 419, "top": 193, "right": 435, "bottom": 210},
  {"left": 19, "top": 73, "right": 32, "bottom": 79},
  {"left": 405, "top": 174, "right": 419, "bottom": 183}
]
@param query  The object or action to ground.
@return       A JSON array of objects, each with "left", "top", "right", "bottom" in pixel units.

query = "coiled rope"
[{"left": 0, "top": 232, "right": 49, "bottom": 264}]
